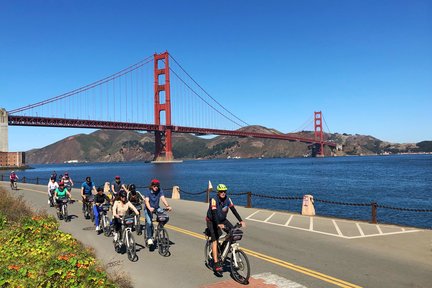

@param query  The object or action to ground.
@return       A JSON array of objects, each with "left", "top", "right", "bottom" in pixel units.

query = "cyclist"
[
  {"left": 51, "top": 171, "right": 57, "bottom": 182},
  {"left": 47, "top": 177, "right": 59, "bottom": 206},
  {"left": 143, "top": 179, "right": 172, "bottom": 246},
  {"left": 81, "top": 176, "right": 97, "bottom": 213},
  {"left": 112, "top": 190, "right": 139, "bottom": 242},
  {"left": 206, "top": 183, "right": 246, "bottom": 272},
  {"left": 9, "top": 171, "right": 18, "bottom": 187},
  {"left": 93, "top": 186, "right": 110, "bottom": 232},
  {"left": 54, "top": 181, "right": 71, "bottom": 216},
  {"left": 111, "top": 176, "right": 128, "bottom": 202},
  {"left": 127, "top": 184, "right": 145, "bottom": 234},
  {"left": 61, "top": 172, "right": 74, "bottom": 192}
]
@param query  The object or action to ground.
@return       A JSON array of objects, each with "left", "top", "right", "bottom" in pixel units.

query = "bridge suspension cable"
[
  {"left": 8, "top": 55, "right": 154, "bottom": 115},
  {"left": 169, "top": 54, "right": 250, "bottom": 128}
]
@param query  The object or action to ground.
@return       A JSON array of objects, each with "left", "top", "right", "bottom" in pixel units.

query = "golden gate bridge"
[{"left": 4, "top": 51, "right": 336, "bottom": 160}]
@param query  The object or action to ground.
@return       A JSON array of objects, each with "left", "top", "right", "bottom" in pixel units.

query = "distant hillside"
[{"left": 25, "top": 127, "right": 431, "bottom": 164}]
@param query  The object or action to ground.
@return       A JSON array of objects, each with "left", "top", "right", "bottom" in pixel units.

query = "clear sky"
[{"left": 1, "top": 0, "right": 431, "bottom": 151}]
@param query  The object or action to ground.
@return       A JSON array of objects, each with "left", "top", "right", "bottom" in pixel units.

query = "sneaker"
[
  {"left": 215, "top": 261, "right": 223, "bottom": 272},
  {"left": 147, "top": 238, "right": 154, "bottom": 245},
  {"left": 113, "top": 232, "right": 118, "bottom": 242},
  {"left": 95, "top": 225, "right": 100, "bottom": 231}
]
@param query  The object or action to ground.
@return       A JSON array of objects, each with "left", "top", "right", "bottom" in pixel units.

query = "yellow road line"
[
  {"left": 165, "top": 224, "right": 361, "bottom": 288},
  {"left": 14, "top": 185, "right": 361, "bottom": 288}
]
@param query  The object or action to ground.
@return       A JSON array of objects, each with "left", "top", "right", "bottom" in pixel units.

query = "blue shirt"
[
  {"left": 144, "top": 188, "right": 165, "bottom": 210},
  {"left": 81, "top": 181, "right": 95, "bottom": 195}
]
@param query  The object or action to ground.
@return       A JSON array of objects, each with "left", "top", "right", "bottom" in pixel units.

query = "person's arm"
[
  {"left": 112, "top": 201, "right": 119, "bottom": 218},
  {"left": 160, "top": 196, "right": 172, "bottom": 211},
  {"left": 54, "top": 190, "right": 58, "bottom": 199},
  {"left": 144, "top": 197, "right": 154, "bottom": 212},
  {"left": 128, "top": 202, "right": 139, "bottom": 215},
  {"left": 229, "top": 202, "right": 246, "bottom": 227},
  {"left": 81, "top": 185, "right": 85, "bottom": 198}
]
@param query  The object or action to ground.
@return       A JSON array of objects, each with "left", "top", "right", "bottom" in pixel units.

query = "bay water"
[{"left": 6, "top": 154, "right": 432, "bottom": 229}]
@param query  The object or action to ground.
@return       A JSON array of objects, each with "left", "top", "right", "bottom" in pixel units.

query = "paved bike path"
[{"left": 2, "top": 182, "right": 431, "bottom": 288}]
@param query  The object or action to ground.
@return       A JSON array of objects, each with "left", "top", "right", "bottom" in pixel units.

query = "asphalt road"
[{"left": 2, "top": 181, "right": 431, "bottom": 288}]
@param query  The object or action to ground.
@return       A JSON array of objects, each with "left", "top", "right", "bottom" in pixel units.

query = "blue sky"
[{"left": 1, "top": 0, "right": 431, "bottom": 151}]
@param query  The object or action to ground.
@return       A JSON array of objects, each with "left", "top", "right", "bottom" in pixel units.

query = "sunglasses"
[{"left": 218, "top": 191, "right": 227, "bottom": 193}]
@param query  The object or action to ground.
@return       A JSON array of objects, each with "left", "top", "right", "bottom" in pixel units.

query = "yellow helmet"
[{"left": 217, "top": 184, "right": 227, "bottom": 192}]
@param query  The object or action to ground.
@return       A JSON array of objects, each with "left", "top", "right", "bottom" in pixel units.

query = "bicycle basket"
[
  {"left": 124, "top": 216, "right": 135, "bottom": 226},
  {"left": 61, "top": 199, "right": 68, "bottom": 204},
  {"left": 230, "top": 228, "right": 243, "bottom": 241},
  {"left": 102, "top": 204, "right": 110, "bottom": 211},
  {"left": 157, "top": 212, "right": 169, "bottom": 223},
  {"left": 87, "top": 196, "right": 94, "bottom": 202}
]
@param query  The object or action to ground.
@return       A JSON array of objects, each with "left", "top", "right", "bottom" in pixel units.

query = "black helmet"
[
  {"left": 97, "top": 186, "right": 103, "bottom": 192},
  {"left": 129, "top": 184, "right": 136, "bottom": 192},
  {"left": 119, "top": 190, "right": 127, "bottom": 198},
  {"left": 86, "top": 176, "right": 91, "bottom": 182}
]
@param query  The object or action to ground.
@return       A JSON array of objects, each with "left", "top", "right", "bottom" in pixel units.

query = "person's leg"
[
  {"left": 144, "top": 209, "right": 153, "bottom": 239},
  {"left": 93, "top": 205, "right": 100, "bottom": 227}
]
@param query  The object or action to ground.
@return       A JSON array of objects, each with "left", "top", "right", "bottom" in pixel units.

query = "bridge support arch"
[
  {"left": 0, "top": 108, "right": 8, "bottom": 152},
  {"left": 153, "top": 52, "right": 173, "bottom": 161}
]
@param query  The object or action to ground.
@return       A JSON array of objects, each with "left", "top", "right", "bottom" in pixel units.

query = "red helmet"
[
  {"left": 151, "top": 179, "right": 160, "bottom": 186},
  {"left": 59, "top": 181, "right": 65, "bottom": 186},
  {"left": 115, "top": 176, "right": 120, "bottom": 180}
]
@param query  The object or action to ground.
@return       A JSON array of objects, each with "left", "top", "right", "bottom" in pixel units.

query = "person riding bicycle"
[
  {"left": 93, "top": 186, "right": 110, "bottom": 232},
  {"left": 54, "top": 181, "right": 71, "bottom": 215},
  {"left": 10, "top": 171, "right": 18, "bottom": 186},
  {"left": 47, "top": 176, "right": 59, "bottom": 206},
  {"left": 51, "top": 170, "right": 57, "bottom": 182},
  {"left": 143, "top": 179, "right": 172, "bottom": 246},
  {"left": 112, "top": 190, "right": 139, "bottom": 242},
  {"left": 61, "top": 172, "right": 74, "bottom": 191},
  {"left": 206, "top": 183, "right": 246, "bottom": 272},
  {"left": 81, "top": 176, "right": 97, "bottom": 213},
  {"left": 111, "top": 176, "right": 129, "bottom": 202},
  {"left": 127, "top": 184, "right": 145, "bottom": 234}
]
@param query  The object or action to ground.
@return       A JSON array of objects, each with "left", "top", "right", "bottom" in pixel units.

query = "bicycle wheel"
[
  {"left": 204, "top": 240, "right": 213, "bottom": 270},
  {"left": 230, "top": 249, "right": 250, "bottom": 284},
  {"left": 63, "top": 205, "right": 68, "bottom": 222},
  {"left": 90, "top": 206, "right": 95, "bottom": 222},
  {"left": 126, "top": 231, "right": 137, "bottom": 261},
  {"left": 157, "top": 227, "right": 170, "bottom": 256},
  {"left": 103, "top": 215, "right": 111, "bottom": 237}
]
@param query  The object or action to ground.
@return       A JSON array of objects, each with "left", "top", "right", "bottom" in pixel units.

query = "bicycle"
[
  {"left": 10, "top": 180, "right": 18, "bottom": 190},
  {"left": 144, "top": 208, "right": 170, "bottom": 257},
  {"left": 56, "top": 198, "right": 70, "bottom": 222},
  {"left": 204, "top": 223, "right": 250, "bottom": 284},
  {"left": 48, "top": 189, "right": 55, "bottom": 207},
  {"left": 132, "top": 203, "right": 143, "bottom": 235},
  {"left": 83, "top": 195, "right": 94, "bottom": 221},
  {"left": 98, "top": 203, "right": 112, "bottom": 237},
  {"left": 113, "top": 215, "right": 137, "bottom": 261}
]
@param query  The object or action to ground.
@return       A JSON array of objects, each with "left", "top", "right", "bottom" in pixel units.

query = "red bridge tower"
[
  {"left": 314, "top": 111, "right": 324, "bottom": 157},
  {"left": 154, "top": 52, "right": 173, "bottom": 161}
]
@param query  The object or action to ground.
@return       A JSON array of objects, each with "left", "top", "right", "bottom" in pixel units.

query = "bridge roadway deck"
[{"left": 2, "top": 182, "right": 431, "bottom": 288}]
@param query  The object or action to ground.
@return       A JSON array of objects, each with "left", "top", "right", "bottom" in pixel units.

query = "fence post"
[
  {"left": 36, "top": 177, "right": 39, "bottom": 185},
  {"left": 1, "top": 174, "right": 3, "bottom": 181},
  {"left": 246, "top": 192, "right": 252, "bottom": 208},
  {"left": 206, "top": 189, "right": 210, "bottom": 203},
  {"left": 22, "top": 176, "right": 26, "bottom": 183},
  {"left": 371, "top": 202, "right": 377, "bottom": 224}
]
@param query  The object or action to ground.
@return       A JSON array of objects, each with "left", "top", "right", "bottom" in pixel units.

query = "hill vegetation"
[{"left": 25, "top": 127, "right": 431, "bottom": 164}]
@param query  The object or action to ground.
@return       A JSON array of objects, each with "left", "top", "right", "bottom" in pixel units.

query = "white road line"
[
  {"left": 332, "top": 220, "right": 343, "bottom": 236},
  {"left": 285, "top": 215, "right": 294, "bottom": 226},
  {"left": 356, "top": 223, "right": 365, "bottom": 237},
  {"left": 309, "top": 217, "right": 314, "bottom": 231},
  {"left": 245, "top": 210, "right": 261, "bottom": 220},
  {"left": 376, "top": 225, "right": 383, "bottom": 234},
  {"left": 264, "top": 212, "right": 276, "bottom": 222}
]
